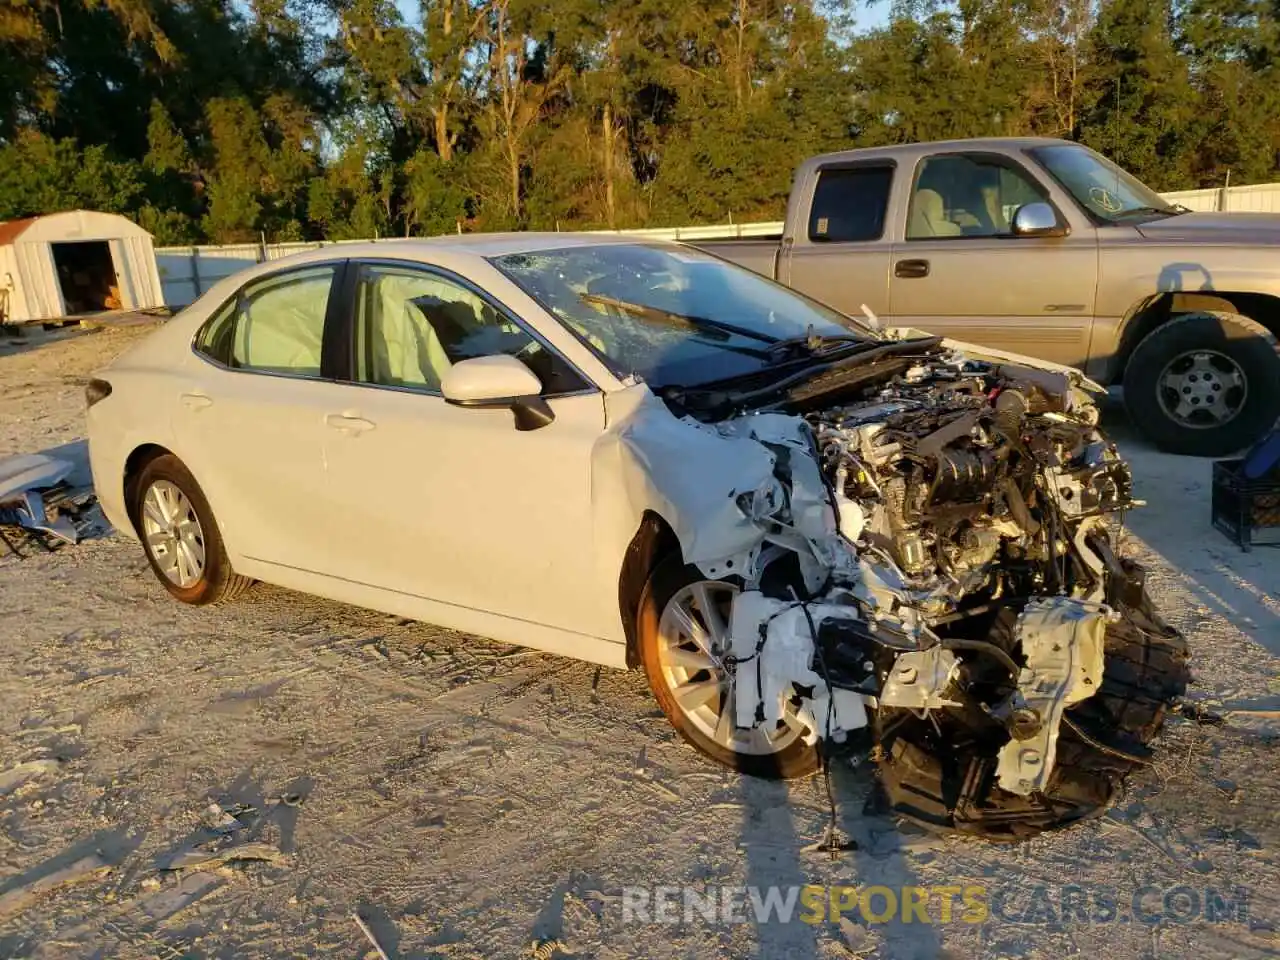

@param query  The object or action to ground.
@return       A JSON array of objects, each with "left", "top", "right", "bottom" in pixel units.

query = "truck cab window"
[
  {"left": 908, "top": 155, "right": 1048, "bottom": 239},
  {"left": 808, "top": 166, "right": 893, "bottom": 242}
]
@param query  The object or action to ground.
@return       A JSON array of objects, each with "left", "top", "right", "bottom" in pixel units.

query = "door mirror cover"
[
  {"left": 441, "top": 354, "right": 543, "bottom": 405},
  {"left": 441, "top": 354, "right": 554, "bottom": 430},
  {"left": 1011, "top": 202, "right": 1067, "bottom": 238}
]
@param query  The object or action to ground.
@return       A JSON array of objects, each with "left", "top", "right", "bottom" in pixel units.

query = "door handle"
[
  {"left": 325, "top": 413, "right": 376, "bottom": 435},
  {"left": 180, "top": 391, "right": 213, "bottom": 411},
  {"left": 894, "top": 259, "right": 930, "bottom": 279}
]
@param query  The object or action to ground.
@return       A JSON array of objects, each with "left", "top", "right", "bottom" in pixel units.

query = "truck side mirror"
[{"left": 1012, "top": 202, "right": 1068, "bottom": 238}]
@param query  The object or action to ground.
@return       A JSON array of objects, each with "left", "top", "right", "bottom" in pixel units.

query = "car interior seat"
[
  {"left": 366, "top": 274, "right": 458, "bottom": 390},
  {"left": 909, "top": 188, "right": 963, "bottom": 238}
]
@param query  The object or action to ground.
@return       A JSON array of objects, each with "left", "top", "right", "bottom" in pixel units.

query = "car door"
[
  {"left": 316, "top": 259, "right": 607, "bottom": 635},
  {"left": 177, "top": 261, "right": 350, "bottom": 572},
  {"left": 888, "top": 151, "right": 1099, "bottom": 369},
  {"left": 780, "top": 161, "right": 895, "bottom": 320}
]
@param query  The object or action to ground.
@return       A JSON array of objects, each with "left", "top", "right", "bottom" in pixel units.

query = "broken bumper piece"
[{"left": 0, "top": 450, "right": 103, "bottom": 548}]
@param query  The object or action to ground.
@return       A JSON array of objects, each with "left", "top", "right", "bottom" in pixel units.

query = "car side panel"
[{"left": 232, "top": 553, "right": 629, "bottom": 668}]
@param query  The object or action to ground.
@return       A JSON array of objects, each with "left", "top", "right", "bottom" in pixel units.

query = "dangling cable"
[{"left": 791, "top": 587, "right": 857, "bottom": 856}]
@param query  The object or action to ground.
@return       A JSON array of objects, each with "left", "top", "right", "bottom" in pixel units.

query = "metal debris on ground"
[
  {"left": 0, "top": 442, "right": 103, "bottom": 555},
  {"left": 159, "top": 841, "right": 283, "bottom": 872},
  {"left": 0, "top": 853, "right": 114, "bottom": 923}
]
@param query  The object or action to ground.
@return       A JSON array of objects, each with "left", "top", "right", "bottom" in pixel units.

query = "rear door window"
[
  {"left": 195, "top": 265, "right": 337, "bottom": 377},
  {"left": 808, "top": 165, "right": 894, "bottom": 243}
]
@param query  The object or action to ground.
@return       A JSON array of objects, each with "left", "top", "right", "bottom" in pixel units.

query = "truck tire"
[{"left": 1124, "top": 311, "right": 1280, "bottom": 456}]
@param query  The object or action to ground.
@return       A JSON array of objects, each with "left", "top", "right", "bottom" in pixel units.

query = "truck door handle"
[
  {"left": 894, "top": 259, "right": 930, "bottom": 279},
  {"left": 180, "top": 391, "right": 212, "bottom": 411},
  {"left": 325, "top": 413, "right": 376, "bottom": 435}
]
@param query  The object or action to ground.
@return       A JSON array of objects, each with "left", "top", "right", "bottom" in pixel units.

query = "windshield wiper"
[
  {"left": 766, "top": 324, "right": 869, "bottom": 361},
  {"left": 1112, "top": 205, "right": 1180, "bottom": 220},
  {"left": 579, "top": 292, "right": 780, "bottom": 346}
]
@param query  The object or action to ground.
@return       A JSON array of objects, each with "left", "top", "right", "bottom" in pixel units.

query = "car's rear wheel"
[
  {"left": 130, "top": 454, "right": 252, "bottom": 605},
  {"left": 1124, "top": 311, "right": 1280, "bottom": 456},
  {"left": 637, "top": 554, "right": 820, "bottom": 779}
]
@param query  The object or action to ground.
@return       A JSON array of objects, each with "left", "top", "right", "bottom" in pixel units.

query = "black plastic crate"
[{"left": 1212, "top": 458, "right": 1280, "bottom": 550}]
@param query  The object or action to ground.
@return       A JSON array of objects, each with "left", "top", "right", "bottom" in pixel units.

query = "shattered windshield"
[
  {"left": 490, "top": 243, "right": 873, "bottom": 387},
  {"left": 1028, "top": 144, "right": 1180, "bottom": 224}
]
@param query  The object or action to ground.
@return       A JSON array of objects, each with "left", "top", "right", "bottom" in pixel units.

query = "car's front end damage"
[{"left": 617, "top": 333, "right": 1189, "bottom": 840}]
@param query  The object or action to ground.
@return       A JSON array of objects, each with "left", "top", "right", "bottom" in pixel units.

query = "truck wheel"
[{"left": 1124, "top": 311, "right": 1280, "bottom": 456}]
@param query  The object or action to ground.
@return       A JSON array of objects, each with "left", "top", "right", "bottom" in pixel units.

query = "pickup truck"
[{"left": 697, "top": 137, "right": 1280, "bottom": 456}]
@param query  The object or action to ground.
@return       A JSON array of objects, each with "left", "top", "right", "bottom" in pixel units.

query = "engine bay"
[{"left": 665, "top": 341, "right": 1189, "bottom": 838}]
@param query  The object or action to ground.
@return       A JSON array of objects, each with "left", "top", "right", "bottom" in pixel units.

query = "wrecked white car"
[{"left": 86, "top": 236, "right": 1188, "bottom": 838}]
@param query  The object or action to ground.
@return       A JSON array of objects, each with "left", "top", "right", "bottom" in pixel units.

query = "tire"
[
  {"left": 128, "top": 454, "right": 253, "bottom": 605},
  {"left": 637, "top": 554, "right": 820, "bottom": 779},
  {"left": 1124, "top": 311, "right": 1280, "bottom": 456}
]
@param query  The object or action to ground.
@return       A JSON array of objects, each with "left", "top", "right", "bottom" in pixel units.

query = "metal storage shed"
[{"left": 0, "top": 210, "right": 165, "bottom": 323}]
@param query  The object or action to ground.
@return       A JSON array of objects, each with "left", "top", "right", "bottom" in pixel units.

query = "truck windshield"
[
  {"left": 1028, "top": 144, "right": 1180, "bottom": 224},
  {"left": 490, "top": 243, "right": 873, "bottom": 386}
]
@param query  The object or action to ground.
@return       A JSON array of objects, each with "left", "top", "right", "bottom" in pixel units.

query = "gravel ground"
[{"left": 1, "top": 321, "right": 1277, "bottom": 959}]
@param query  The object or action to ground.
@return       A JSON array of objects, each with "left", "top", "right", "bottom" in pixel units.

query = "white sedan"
[{"left": 87, "top": 235, "right": 1187, "bottom": 836}]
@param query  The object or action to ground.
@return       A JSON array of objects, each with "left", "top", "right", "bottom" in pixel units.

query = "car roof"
[
  {"left": 291, "top": 231, "right": 656, "bottom": 263},
  {"left": 802, "top": 136, "right": 1079, "bottom": 169}
]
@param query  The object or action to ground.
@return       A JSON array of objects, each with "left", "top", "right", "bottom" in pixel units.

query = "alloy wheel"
[
  {"left": 655, "top": 580, "right": 812, "bottom": 756},
  {"left": 140, "top": 480, "right": 206, "bottom": 587},
  {"left": 1156, "top": 349, "right": 1248, "bottom": 429}
]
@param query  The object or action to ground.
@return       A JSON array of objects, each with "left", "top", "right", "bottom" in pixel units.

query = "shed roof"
[
  {"left": 0, "top": 217, "right": 39, "bottom": 246},
  {"left": 0, "top": 210, "right": 152, "bottom": 247}
]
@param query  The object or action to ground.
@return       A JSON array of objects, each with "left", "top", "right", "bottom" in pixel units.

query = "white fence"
[
  {"left": 154, "top": 221, "right": 784, "bottom": 306},
  {"left": 154, "top": 182, "right": 1280, "bottom": 306},
  {"left": 1161, "top": 182, "right": 1280, "bottom": 213}
]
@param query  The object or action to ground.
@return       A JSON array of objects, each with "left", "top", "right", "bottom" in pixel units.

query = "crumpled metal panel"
[{"left": 996, "top": 597, "right": 1111, "bottom": 796}]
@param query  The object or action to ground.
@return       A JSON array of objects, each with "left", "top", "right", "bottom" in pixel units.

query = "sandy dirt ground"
[{"left": 1, "top": 321, "right": 1278, "bottom": 959}]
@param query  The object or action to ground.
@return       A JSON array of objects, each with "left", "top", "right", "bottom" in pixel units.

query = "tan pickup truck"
[{"left": 697, "top": 137, "right": 1280, "bottom": 456}]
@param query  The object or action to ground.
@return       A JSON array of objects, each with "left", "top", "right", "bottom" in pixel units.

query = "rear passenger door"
[
  {"left": 888, "top": 151, "right": 1098, "bottom": 368},
  {"left": 781, "top": 162, "right": 895, "bottom": 319},
  {"left": 179, "top": 262, "right": 350, "bottom": 572}
]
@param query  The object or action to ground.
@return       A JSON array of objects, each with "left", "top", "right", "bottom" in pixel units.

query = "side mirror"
[
  {"left": 441, "top": 355, "right": 555, "bottom": 431},
  {"left": 1011, "top": 202, "right": 1068, "bottom": 238}
]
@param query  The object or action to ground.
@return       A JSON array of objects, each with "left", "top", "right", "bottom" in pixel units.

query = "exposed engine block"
[{"left": 699, "top": 347, "right": 1188, "bottom": 838}]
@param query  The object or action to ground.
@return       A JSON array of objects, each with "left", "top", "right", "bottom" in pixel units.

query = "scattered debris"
[
  {"left": 353, "top": 910, "right": 392, "bottom": 960},
  {"left": 838, "top": 917, "right": 880, "bottom": 956},
  {"left": 526, "top": 938, "right": 568, "bottom": 960},
  {"left": 159, "top": 841, "right": 283, "bottom": 872},
  {"left": 0, "top": 757, "right": 60, "bottom": 797},
  {"left": 0, "top": 852, "right": 113, "bottom": 922},
  {"left": 0, "top": 442, "right": 103, "bottom": 551}
]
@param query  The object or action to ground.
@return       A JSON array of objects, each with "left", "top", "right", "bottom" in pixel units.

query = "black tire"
[
  {"left": 128, "top": 454, "right": 253, "bottom": 606},
  {"left": 637, "top": 554, "right": 820, "bottom": 779},
  {"left": 1124, "top": 311, "right": 1280, "bottom": 456}
]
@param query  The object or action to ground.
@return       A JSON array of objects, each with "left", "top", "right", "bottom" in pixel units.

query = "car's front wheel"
[
  {"left": 637, "top": 555, "right": 820, "bottom": 779},
  {"left": 129, "top": 454, "right": 252, "bottom": 605},
  {"left": 1124, "top": 311, "right": 1280, "bottom": 456}
]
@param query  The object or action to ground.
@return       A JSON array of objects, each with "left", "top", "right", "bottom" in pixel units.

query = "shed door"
[{"left": 109, "top": 239, "right": 135, "bottom": 309}]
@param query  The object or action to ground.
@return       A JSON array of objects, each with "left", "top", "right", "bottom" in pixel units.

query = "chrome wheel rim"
[
  {"left": 657, "top": 581, "right": 811, "bottom": 756},
  {"left": 1156, "top": 349, "right": 1247, "bottom": 429},
  {"left": 140, "top": 480, "right": 206, "bottom": 587}
]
